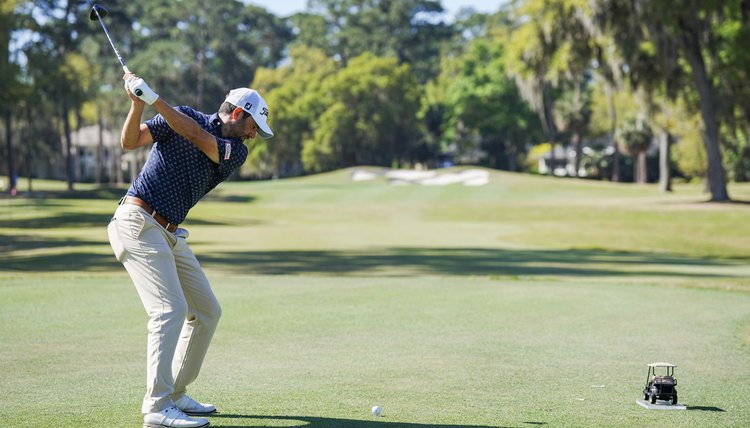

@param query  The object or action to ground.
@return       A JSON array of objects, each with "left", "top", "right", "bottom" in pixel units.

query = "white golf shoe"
[
  {"left": 143, "top": 405, "right": 209, "bottom": 428},
  {"left": 174, "top": 394, "right": 217, "bottom": 415}
]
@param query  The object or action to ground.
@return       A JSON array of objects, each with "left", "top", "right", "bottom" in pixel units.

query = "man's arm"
[
  {"left": 124, "top": 73, "right": 220, "bottom": 163},
  {"left": 120, "top": 100, "right": 153, "bottom": 150},
  {"left": 150, "top": 99, "right": 220, "bottom": 163}
]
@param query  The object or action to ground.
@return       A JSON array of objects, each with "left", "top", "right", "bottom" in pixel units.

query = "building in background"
[{"left": 69, "top": 125, "right": 148, "bottom": 184}]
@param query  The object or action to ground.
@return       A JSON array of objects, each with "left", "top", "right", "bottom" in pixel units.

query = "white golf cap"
[{"left": 224, "top": 88, "right": 274, "bottom": 139}]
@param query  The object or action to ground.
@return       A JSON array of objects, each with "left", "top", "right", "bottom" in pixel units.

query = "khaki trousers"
[{"left": 108, "top": 203, "right": 221, "bottom": 414}]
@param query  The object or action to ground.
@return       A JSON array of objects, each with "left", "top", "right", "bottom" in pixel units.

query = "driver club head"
[{"left": 89, "top": 4, "right": 108, "bottom": 21}]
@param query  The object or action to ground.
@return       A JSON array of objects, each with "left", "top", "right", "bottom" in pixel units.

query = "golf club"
[{"left": 89, "top": 3, "right": 141, "bottom": 95}]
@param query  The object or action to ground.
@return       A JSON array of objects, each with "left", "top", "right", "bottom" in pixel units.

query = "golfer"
[{"left": 108, "top": 72, "right": 273, "bottom": 428}]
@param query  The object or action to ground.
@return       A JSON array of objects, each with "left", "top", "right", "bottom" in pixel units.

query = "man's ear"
[{"left": 232, "top": 107, "right": 245, "bottom": 120}]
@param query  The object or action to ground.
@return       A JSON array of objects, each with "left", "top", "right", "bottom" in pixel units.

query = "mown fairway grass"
[{"left": 1, "top": 169, "right": 750, "bottom": 427}]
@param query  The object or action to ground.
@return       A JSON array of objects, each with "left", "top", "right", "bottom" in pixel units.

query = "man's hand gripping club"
[{"left": 124, "top": 73, "right": 159, "bottom": 105}]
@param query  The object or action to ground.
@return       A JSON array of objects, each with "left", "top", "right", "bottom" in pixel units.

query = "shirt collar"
[{"left": 209, "top": 113, "right": 223, "bottom": 131}]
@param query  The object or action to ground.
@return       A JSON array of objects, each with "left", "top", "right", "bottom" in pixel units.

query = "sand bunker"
[{"left": 351, "top": 168, "right": 489, "bottom": 186}]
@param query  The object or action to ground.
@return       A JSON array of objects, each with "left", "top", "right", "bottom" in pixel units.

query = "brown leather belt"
[{"left": 120, "top": 196, "right": 179, "bottom": 233}]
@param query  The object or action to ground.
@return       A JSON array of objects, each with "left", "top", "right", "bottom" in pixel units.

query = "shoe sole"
[
  {"left": 183, "top": 410, "right": 217, "bottom": 416},
  {"left": 143, "top": 423, "right": 209, "bottom": 428}
]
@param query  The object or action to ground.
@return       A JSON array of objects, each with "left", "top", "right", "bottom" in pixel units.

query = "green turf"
[{"left": 1, "top": 169, "right": 749, "bottom": 427}]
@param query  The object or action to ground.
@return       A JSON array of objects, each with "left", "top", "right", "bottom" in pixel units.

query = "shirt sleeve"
[
  {"left": 144, "top": 113, "right": 175, "bottom": 142},
  {"left": 216, "top": 137, "right": 249, "bottom": 171}
]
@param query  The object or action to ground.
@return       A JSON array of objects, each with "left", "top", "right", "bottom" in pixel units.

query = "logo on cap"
[
  {"left": 245, "top": 102, "right": 253, "bottom": 110},
  {"left": 260, "top": 107, "right": 269, "bottom": 117}
]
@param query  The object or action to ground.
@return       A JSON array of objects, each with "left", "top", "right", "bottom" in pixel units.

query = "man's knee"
[
  {"left": 206, "top": 299, "right": 222, "bottom": 323},
  {"left": 189, "top": 299, "right": 221, "bottom": 326},
  {"left": 148, "top": 300, "right": 188, "bottom": 324}
]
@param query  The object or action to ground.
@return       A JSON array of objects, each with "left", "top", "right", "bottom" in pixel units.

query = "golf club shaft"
[{"left": 93, "top": 7, "right": 130, "bottom": 74}]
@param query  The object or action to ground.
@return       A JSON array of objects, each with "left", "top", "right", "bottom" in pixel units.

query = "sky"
[{"left": 245, "top": 0, "right": 505, "bottom": 20}]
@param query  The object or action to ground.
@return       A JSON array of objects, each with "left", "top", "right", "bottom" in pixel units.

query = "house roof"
[{"left": 70, "top": 125, "right": 119, "bottom": 148}]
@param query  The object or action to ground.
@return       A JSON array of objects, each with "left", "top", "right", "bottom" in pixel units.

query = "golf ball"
[{"left": 372, "top": 405, "right": 382, "bottom": 417}]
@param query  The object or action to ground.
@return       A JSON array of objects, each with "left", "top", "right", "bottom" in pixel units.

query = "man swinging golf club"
[{"left": 108, "top": 71, "right": 273, "bottom": 428}]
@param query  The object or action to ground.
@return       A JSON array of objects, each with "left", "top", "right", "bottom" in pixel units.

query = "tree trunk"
[
  {"left": 572, "top": 129, "right": 582, "bottom": 177},
  {"left": 197, "top": 49, "right": 205, "bottom": 108},
  {"left": 605, "top": 83, "right": 620, "bottom": 182},
  {"left": 96, "top": 100, "right": 104, "bottom": 185},
  {"left": 62, "top": 101, "right": 74, "bottom": 191},
  {"left": 679, "top": 20, "right": 729, "bottom": 201},
  {"left": 507, "top": 142, "right": 518, "bottom": 172},
  {"left": 5, "top": 111, "right": 14, "bottom": 195},
  {"left": 25, "top": 140, "right": 32, "bottom": 193},
  {"left": 659, "top": 130, "right": 672, "bottom": 192},
  {"left": 631, "top": 152, "right": 641, "bottom": 184},
  {"left": 108, "top": 100, "right": 122, "bottom": 185},
  {"left": 542, "top": 83, "right": 558, "bottom": 176},
  {"left": 636, "top": 150, "right": 647, "bottom": 184},
  {"left": 25, "top": 105, "right": 33, "bottom": 192},
  {"left": 1, "top": 6, "right": 12, "bottom": 194}
]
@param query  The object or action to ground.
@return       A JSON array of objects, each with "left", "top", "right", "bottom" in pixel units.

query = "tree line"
[{"left": 2, "top": 0, "right": 749, "bottom": 201}]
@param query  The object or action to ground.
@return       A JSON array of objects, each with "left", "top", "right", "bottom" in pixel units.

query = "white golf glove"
[{"left": 125, "top": 76, "right": 159, "bottom": 105}]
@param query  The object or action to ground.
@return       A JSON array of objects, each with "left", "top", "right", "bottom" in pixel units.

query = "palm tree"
[{"left": 617, "top": 116, "right": 653, "bottom": 184}]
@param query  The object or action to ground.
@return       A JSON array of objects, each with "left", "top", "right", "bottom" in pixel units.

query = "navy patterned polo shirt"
[{"left": 125, "top": 106, "right": 248, "bottom": 225}]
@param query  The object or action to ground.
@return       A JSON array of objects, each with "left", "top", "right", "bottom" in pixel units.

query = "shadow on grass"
[
  {"left": 0, "top": 212, "right": 113, "bottom": 229},
  {"left": 0, "top": 234, "right": 102, "bottom": 252},
  {"left": 200, "top": 194, "right": 257, "bottom": 204},
  {"left": 43, "top": 187, "right": 127, "bottom": 200},
  {"left": 196, "top": 247, "right": 741, "bottom": 278},
  {"left": 687, "top": 406, "right": 726, "bottom": 412},
  {"left": 211, "top": 414, "right": 507, "bottom": 428},
  {"left": 1, "top": 188, "right": 257, "bottom": 203},
  {"left": 0, "top": 251, "right": 116, "bottom": 272},
  {"left": 4, "top": 238, "right": 738, "bottom": 277},
  {"left": 0, "top": 211, "right": 232, "bottom": 229},
  {"left": 0, "top": 190, "right": 254, "bottom": 229},
  {"left": 0, "top": 187, "right": 126, "bottom": 201},
  {"left": 0, "top": 199, "right": 69, "bottom": 209}
]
